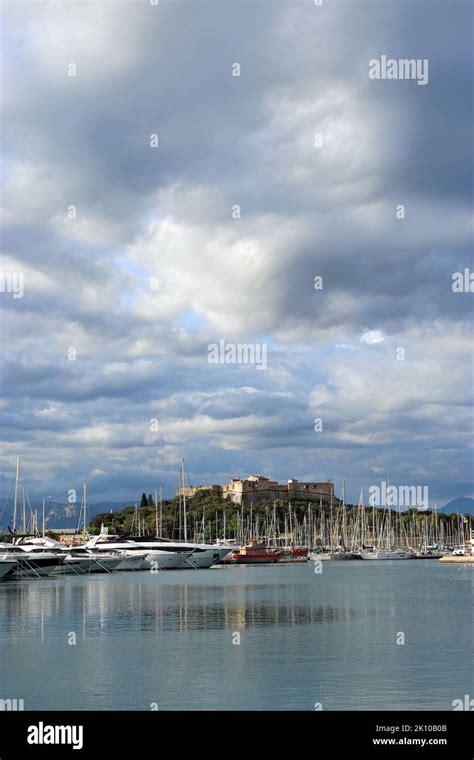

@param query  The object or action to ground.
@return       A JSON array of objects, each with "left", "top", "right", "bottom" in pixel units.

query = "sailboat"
[
  {"left": 373, "top": 496, "right": 413, "bottom": 559},
  {"left": 329, "top": 481, "right": 363, "bottom": 560},
  {"left": 371, "top": 549, "right": 413, "bottom": 560}
]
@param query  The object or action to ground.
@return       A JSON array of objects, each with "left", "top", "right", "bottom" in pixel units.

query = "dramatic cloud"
[{"left": 0, "top": 0, "right": 472, "bottom": 510}]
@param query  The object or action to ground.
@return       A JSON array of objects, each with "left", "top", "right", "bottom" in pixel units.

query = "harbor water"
[{"left": 0, "top": 561, "right": 471, "bottom": 711}]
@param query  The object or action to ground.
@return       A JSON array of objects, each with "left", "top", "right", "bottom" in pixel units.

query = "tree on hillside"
[
  {"left": 140, "top": 493, "right": 148, "bottom": 508},
  {"left": 147, "top": 494, "right": 155, "bottom": 507}
]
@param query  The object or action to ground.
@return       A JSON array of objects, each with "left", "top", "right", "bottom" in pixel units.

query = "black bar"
[{"left": 0, "top": 711, "right": 471, "bottom": 757}]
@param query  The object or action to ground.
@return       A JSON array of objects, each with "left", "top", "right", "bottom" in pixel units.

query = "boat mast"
[
  {"left": 342, "top": 479, "right": 346, "bottom": 550},
  {"left": 82, "top": 482, "right": 87, "bottom": 537},
  {"left": 319, "top": 495, "right": 323, "bottom": 549},
  {"left": 182, "top": 458, "right": 188, "bottom": 542},
  {"left": 386, "top": 474, "right": 391, "bottom": 549},
  {"left": 42, "top": 498, "right": 45, "bottom": 538},
  {"left": 22, "top": 484, "right": 26, "bottom": 533},
  {"left": 12, "top": 455, "right": 20, "bottom": 533},
  {"left": 329, "top": 490, "right": 334, "bottom": 552},
  {"left": 159, "top": 484, "right": 163, "bottom": 538}
]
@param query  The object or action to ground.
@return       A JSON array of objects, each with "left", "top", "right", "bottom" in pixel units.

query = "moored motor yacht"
[
  {"left": 18, "top": 537, "right": 128, "bottom": 573},
  {"left": 9, "top": 536, "right": 122, "bottom": 574},
  {"left": 89, "top": 534, "right": 229, "bottom": 569},
  {"left": 0, "top": 542, "right": 63, "bottom": 577},
  {"left": 54, "top": 551, "right": 123, "bottom": 574},
  {"left": 85, "top": 536, "right": 195, "bottom": 569},
  {"left": 128, "top": 539, "right": 232, "bottom": 569},
  {"left": 19, "top": 536, "right": 148, "bottom": 573}
]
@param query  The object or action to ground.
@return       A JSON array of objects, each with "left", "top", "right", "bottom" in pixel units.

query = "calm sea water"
[{"left": 0, "top": 561, "right": 471, "bottom": 711}]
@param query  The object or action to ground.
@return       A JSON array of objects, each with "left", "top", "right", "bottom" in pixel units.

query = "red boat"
[
  {"left": 230, "top": 540, "right": 281, "bottom": 564},
  {"left": 279, "top": 547, "right": 309, "bottom": 563}
]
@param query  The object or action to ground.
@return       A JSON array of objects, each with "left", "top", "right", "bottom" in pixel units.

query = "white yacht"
[
  {"left": 56, "top": 550, "right": 122, "bottom": 574},
  {"left": 125, "top": 537, "right": 233, "bottom": 568},
  {"left": 367, "top": 549, "right": 413, "bottom": 560},
  {"left": 85, "top": 536, "right": 195, "bottom": 570},
  {"left": 64, "top": 542, "right": 148, "bottom": 572},
  {"left": 14, "top": 537, "right": 122, "bottom": 574},
  {"left": 88, "top": 534, "right": 231, "bottom": 569},
  {"left": 0, "top": 542, "right": 63, "bottom": 577},
  {"left": 308, "top": 551, "right": 332, "bottom": 561}
]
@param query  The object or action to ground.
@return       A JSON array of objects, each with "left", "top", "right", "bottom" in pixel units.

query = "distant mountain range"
[
  {"left": 42, "top": 501, "right": 131, "bottom": 529},
  {"left": 439, "top": 497, "right": 474, "bottom": 515}
]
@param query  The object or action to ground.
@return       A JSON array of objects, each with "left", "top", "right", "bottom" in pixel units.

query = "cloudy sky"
[{"left": 0, "top": 0, "right": 472, "bottom": 509}]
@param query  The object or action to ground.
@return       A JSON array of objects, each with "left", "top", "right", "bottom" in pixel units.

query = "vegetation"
[{"left": 89, "top": 489, "right": 237, "bottom": 539}]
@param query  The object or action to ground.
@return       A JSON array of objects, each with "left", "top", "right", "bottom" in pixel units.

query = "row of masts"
[
  {"left": 11, "top": 456, "right": 46, "bottom": 536},
  {"left": 132, "top": 488, "right": 469, "bottom": 551},
  {"left": 182, "top": 491, "right": 469, "bottom": 550},
  {"left": 8, "top": 456, "right": 166, "bottom": 540},
  {"left": 216, "top": 493, "right": 469, "bottom": 551},
  {"left": 9, "top": 457, "right": 89, "bottom": 538}
]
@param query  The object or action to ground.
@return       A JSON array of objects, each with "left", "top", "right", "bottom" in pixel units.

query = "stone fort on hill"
[{"left": 176, "top": 475, "right": 339, "bottom": 507}]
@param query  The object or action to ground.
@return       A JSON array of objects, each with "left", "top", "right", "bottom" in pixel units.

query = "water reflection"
[
  {"left": 0, "top": 573, "right": 382, "bottom": 640},
  {"left": 0, "top": 564, "right": 471, "bottom": 711}
]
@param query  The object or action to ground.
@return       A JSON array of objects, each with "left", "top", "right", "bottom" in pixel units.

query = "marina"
[
  {"left": 1, "top": 460, "right": 473, "bottom": 582},
  {"left": 0, "top": 460, "right": 472, "bottom": 714},
  {"left": 2, "top": 526, "right": 472, "bottom": 582}
]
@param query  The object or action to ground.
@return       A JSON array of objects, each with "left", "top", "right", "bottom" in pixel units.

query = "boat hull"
[
  {"left": 330, "top": 552, "right": 363, "bottom": 560},
  {"left": 373, "top": 551, "right": 413, "bottom": 560},
  {"left": 55, "top": 556, "right": 122, "bottom": 574},
  {"left": 230, "top": 552, "right": 281, "bottom": 564},
  {"left": 10, "top": 557, "right": 62, "bottom": 577},
  {"left": 107, "top": 540, "right": 227, "bottom": 569},
  {"left": 187, "top": 547, "right": 231, "bottom": 568},
  {"left": 0, "top": 560, "right": 17, "bottom": 578},
  {"left": 113, "top": 554, "right": 149, "bottom": 571},
  {"left": 142, "top": 551, "right": 193, "bottom": 570}
]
